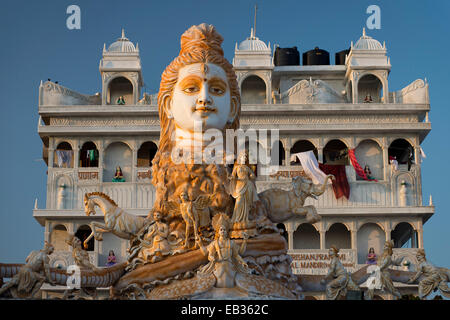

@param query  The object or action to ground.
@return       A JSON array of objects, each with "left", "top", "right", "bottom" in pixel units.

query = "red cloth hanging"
[
  {"left": 348, "top": 149, "right": 378, "bottom": 182},
  {"left": 318, "top": 163, "right": 350, "bottom": 200}
]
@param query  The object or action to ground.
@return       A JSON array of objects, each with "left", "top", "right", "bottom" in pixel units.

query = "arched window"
[
  {"left": 103, "top": 142, "right": 132, "bottom": 182},
  {"left": 79, "top": 141, "right": 99, "bottom": 168},
  {"left": 75, "top": 225, "right": 94, "bottom": 251},
  {"left": 325, "top": 223, "right": 351, "bottom": 249},
  {"left": 54, "top": 142, "right": 73, "bottom": 168},
  {"left": 323, "top": 140, "right": 348, "bottom": 165},
  {"left": 51, "top": 225, "right": 68, "bottom": 251},
  {"left": 293, "top": 223, "right": 320, "bottom": 249},
  {"left": 290, "top": 140, "right": 318, "bottom": 165},
  {"left": 357, "top": 223, "right": 386, "bottom": 264},
  {"left": 358, "top": 74, "right": 383, "bottom": 103},
  {"left": 241, "top": 75, "right": 266, "bottom": 104},
  {"left": 108, "top": 77, "right": 133, "bottom": 105},
  {"left": 137, "top": 141, "right": 158, "bottom": 167},
  {"left": 388, "top": 139, "right": 414, "bottom": 170},
  {"left": 355, "top": 139, "right": 383, "bottom": 180},
  {"left": 271, "top": 140, "right": 285, "bottom": 166},
  {"left": 391, "top": 222, "right": 417, "bottom": 248}
]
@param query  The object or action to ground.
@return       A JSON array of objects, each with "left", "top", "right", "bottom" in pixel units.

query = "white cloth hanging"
[
  {"left": 419, "top": 146, "right": 427, "bottom": 163},
  {"left": 291, "top": 151, "right": 330, "bottom": 185}
]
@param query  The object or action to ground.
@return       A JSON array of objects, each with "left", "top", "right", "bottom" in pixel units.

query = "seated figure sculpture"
[
  {"left": 407, "top": 249, "right": 450, "bottom": 299},
  {"left": 196, "top": 213, "right": 250, "bottom": 288},
  {"left": 0, "top": 241, "right": 56, "bottom": 299},
  {"left": 320, "top": 245, "right": 359, "bottom": 300}
]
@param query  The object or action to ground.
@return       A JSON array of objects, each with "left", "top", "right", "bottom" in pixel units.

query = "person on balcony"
[{"left": 112, "top": 166, "right": 125, "bottom": 182}]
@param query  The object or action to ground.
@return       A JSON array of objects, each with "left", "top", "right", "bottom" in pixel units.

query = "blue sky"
[{"left": 0, "top": 0, "right": 449, "bottom": 269}]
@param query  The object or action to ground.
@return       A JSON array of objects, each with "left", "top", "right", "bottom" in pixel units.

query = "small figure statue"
[
  {"left": 364, "top": 94, "right": 373, "bottom": 103},
  {"left": 112, "top": 166, "right": 125, "bottom": 182},
  {"left": 229, "top": 151, "right": 258, "bottom": 226},
  {"left": 57, "top": 183, "right": 67, "bottom": 210},
  {"left": 366, "top": 247, "right": 377, "bottom": 265},
  {"left": 364, "top": 165, "right": 374, "bottom": 180},
  {"left": 65, "top": 234, "right": 98, "bottom": 271},
  {"left": 138, "top": 211, "right": 171, "bottom": 263},
  {"left": 106, "top": 250, "right": 117, "bottom": 267},
  {"left": 389, "top": 156, "right": 398, "bottom": 171},
  {"left": 0, "top": 241, "right": 56, "bottom": 299},
  {"left": 165, "top": 192, "right": 211, "bottom": 249},
  {"left": 399, "top": 180, "right": 408, "bottom": 206},
  {"left": 63, "top": 234, "right": 99, "bottom": 299},
  {"left": 320, "top": 245, "right": 359, "bottom": 300},
  {"left": 407, "top": 249, "right": 450, "bottom": 299},
  {"left": 117, "top": 96, "right": 125, "bottom": 105},
  {"left": 365, "top": 241, "right": 404, "bottom": 300},
  {"left": 196, "top": 213, "right": 250, "bottom": 288}
]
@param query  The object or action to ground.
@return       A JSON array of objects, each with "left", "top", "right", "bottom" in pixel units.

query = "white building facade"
[{"left": 34, "top": 29, "right": 433, "bottom": 299}]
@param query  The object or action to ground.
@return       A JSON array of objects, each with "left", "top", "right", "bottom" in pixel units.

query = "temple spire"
[{"left": 121, "top": 28, "right": 125, "bottom": 39}]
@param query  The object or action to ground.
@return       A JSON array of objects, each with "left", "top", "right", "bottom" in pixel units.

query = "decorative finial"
[
  {"left": 250, "top": 27, "right": 254, "bottom": 38},
  {"left": 136, "top": 42, "right": 139, "bottom": 51},
  {"left": 121, "top": 28, "right": 125, "bottom": 39},
  {"left": 362, "top": 27, "right": 366, "bottom": 37},
  {"left": 103, "top": 43, "right": 106, "bottom": 52},
  {"left": 34, "top": 198, "right": 38, "bottom": 210},
  {"left": 254, "top": 4, "right": 258, "bottom": 38},
  {"left": 429, "top": 194, "right": 433, "bottom": 206}
]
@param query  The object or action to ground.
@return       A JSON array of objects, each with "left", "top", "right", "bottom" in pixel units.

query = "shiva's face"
[{"left": 168, "top": 63, "right": 236, "bottom": 132}]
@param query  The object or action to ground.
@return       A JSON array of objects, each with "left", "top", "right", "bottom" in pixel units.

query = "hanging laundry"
[
  {"left": 319, "top": 163, "right": 350, "bottom": 199},
  {"left": 348, "top": 149, "right": 378, "bottom": 182},
  {"left": 290, "top": 151, "right": 330, "bottom": 185}
]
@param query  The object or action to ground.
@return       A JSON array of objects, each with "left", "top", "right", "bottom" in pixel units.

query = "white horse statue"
[{"left": 83, "top": 192, "right": 150, "bottom": 249}]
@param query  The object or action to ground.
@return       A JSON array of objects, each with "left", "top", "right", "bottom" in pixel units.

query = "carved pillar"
[
  {"left": 74, "top": 143, "right": 80, "bottom": 169},
  {"left": 319, "top": 226, "right": 326, "bottom": 250},
  {"left": 417, "top": 220, "right": 424, "bottom": 249},
  {"left": 352, "top": 73, "right": 358, "bottom": 104},
  {"left": 351, "top": 229, "right": 357, "bottom": 252},
  {"left": 132, "top": 147, "right": 138, "bottom": 183},
  {"left": 283, "top": 138, "right": 291, "bottom": 166},
  {"left": 286, "top": 222, "right": 294, "bottom": 251},
  {"left": 385, "top": 223, "right": 391, "bottom": 242},
  {"left": 382, "top": 145, "right": 388, "bottom": 181},
  {"left": 317, "top": 147, "right": 324, "bottom": 164},
  {"left": 98, "top": 142, "right": 104, "bottom": 185},
  {"left": 48, "top": 148, "right": 55, "bottom": 168}
]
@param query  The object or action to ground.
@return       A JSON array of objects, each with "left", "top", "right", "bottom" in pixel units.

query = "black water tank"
[
  {"left": 302, "top": 47, "right": 330, "bottom": 65},
  {"left": 335, "top": 48, "right": 350, "bottom": 65},
  {"left": 274, "top": 47, "right": 300, "bottom": 66}
]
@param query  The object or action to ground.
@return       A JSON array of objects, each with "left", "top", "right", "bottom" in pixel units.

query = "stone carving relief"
[
  {"left": 42, "top": 81, "right": 101, "bottom": 106},
  {"left": 281, "top": 79, "right": 346, "bottom": 104}
]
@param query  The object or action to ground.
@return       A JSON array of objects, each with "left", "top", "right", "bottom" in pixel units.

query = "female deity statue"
[
  {"left": 112, "top": 166, "right": 125, "bottom": 182},
  {"left": 228, "top": 151, "right": 259, "bottom": 237},
  {"left": 150, "top": 23, "right": 240, "bottom": 215},
  {"left": 196, "top": 213, "right": 250, "bottom": 288}
]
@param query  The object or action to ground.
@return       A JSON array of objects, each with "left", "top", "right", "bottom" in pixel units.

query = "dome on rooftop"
[
  {"left": 107, "top": 29, "right": 137, "bottom": 53},
  {"left": 354, "top": 28, "right": 383, "bottom": 50},
  {"left": 238, "top": 28, "right": 269, "bottom": 51}
]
